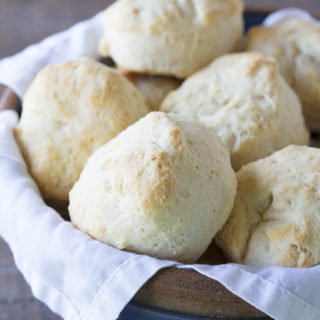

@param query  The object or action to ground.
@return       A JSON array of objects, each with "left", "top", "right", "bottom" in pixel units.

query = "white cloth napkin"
[
  {"left": 1, "top": 8, "right": 320, "bottom": 320},
  {"left": 263, "top": 7, "right": 320, "bottom": 26}
]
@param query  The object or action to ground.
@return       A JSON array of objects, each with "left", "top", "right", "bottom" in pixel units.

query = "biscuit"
[
  {"left": 99, "top": 0, "right": 244, "bottom": 78},
  {"left": 246, "top": 19, "right": 320, "bottom": 132},
  {"left": 124, "top": 73, "right": 182, "bottom": 111},
  {"left": 216, "top": 145, "right": 320, "bottom": 268},
  {"left": 15, "top": 58, "right": 148, "bottom": 202},
  {"left": 69, "top": 112, "right": 237, "bottom": 263},
  {"left": 161, "top": 53, "right": 309, "bottom": 170}
]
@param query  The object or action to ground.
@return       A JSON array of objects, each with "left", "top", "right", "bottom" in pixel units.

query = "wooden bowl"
[
  {"left": 0, "top": 84, "right": 269, "bottom": 319},
  {"left": 0, "top": 11, "right": 280, "bottom": 316}
]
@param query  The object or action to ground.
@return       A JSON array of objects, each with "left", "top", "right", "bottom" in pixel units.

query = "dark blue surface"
[
  {"left": 119, "top": 303, "right": 205, "bottom": 320},
  {"left": 244, "top": 13, "right": 267, "bottom": 31},
  {"left": 119, "top": 303, "right": 269, "bottom": 320},
  {"left": 117, "top": 12, "right": 271, "bottom": 320}
]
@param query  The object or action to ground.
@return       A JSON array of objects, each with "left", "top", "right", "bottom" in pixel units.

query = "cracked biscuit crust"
[
  {"left": 161, "top": 52, "right": 309, "bottom": 171},
  {"left": 246, "top": 19, "right": 320, "bottom": 132},
  {"left": 216, "top": 145, "right": 320, "bottom": 267},
  {"left": 15, "top": 58, "right": 148, "bottom": 202},
  {"left": 69, "top": 112, "right": 237, "bottom": 263},
  {"left": 99, "top": 0, "right": 244, "bottom": 78}
]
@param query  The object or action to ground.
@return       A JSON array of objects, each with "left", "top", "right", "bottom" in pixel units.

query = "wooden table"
[{"left": 0, "top": 1, "right": 319, "bottom": 319}]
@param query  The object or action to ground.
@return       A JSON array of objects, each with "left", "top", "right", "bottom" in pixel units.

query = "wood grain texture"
[
  {"left": 133, "top": 241, "right": 267, "bottom": 318},
  {"left": 0, "top": 0, "right": 114, "bottom": 59},
  {"left": 244, "top": 0, "right": 320, "bottom": 17},
  {"left": 134, "top": 267, "right": 266, "bottom": 318}
]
